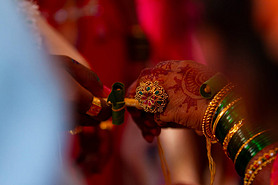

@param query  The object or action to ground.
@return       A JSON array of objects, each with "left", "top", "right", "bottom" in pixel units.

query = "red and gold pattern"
[
  {"left": 86, "top": 96, "right": 102, "bottom": 117},
  {"left": 135, "top": 81, "right": 168, "bottom": 113},
  {"left": 244, "top": 148, "right": 278, "bottom": 185}
]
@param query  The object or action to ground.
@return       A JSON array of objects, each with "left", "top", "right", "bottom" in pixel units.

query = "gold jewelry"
[
  {"left": 244, "top": 148, "right": 278, "bottom": 185},
  {"left": 104, "top": 98, "right": 141, "bottom": 109},
  {"left": 135, "top": 81, "right": 168, "bottom": 113},
  {"left": 68, "top": 126, "right": 83, "bottom": 135},
  {"left": 223, "top": 119, "right": 244, "bottom": 156},
  {"left": 212, "top": 97, "right": 242, "bottom": 136},
  {"left": 202, "top": 83, "right": 235, "bottom": 143},
  {"left": 100, "top": 120, "right": 114, "bottom": 130},
  {"left": 86, "top": 96, "right": 102, "bottom": 117},
  {"left": 234, "top": 130, "right": 268, "bottom": 164}
]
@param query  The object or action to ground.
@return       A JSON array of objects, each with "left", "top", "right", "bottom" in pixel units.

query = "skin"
[
  {"left": 52, "top": 55, "right": 113, "bottom": 174},
  {"left": 127, "top": 60, "right": 215, "bottom": 142},
  {"left": 128, "top": 60, "right": 278, "bottom": 185},
  {"left": 52, "top": 55, "right": 111, "bottom": 126}
]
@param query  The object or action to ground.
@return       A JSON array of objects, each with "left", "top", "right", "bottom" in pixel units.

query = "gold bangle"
[
  {"left": 234, "top": 130, "right": 268, "bottom": 164},
  {"left": 202, "top": 83, "right": 235, "bottom": 143},
  {"left": 212, "top": 97, "right": 242, "bottom": 136},
  {"left": 222, "top": 119, "right": 244, "bottom": 156},
  {"left": 244, "top": 148, "right": 278, "bottom": 185}
]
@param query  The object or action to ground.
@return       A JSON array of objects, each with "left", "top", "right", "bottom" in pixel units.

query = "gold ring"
[{"left": 135, "top": 81, "right": 168, "bottom": 113}]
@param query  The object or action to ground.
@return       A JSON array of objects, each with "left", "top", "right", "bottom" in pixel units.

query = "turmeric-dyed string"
[
  {"left": 157, "top": 136, "right": 171, "bottom": 185},
  {"left": 206, "top": 137, "right": 216, "bottom": 185}
]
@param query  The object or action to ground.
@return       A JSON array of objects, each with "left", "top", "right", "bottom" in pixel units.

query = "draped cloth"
[
  {"left": 0, "top": 0, "right": 70, "bottom": 184},
  {"left": 271, "top": 154, "right": 278, "bottom": 185}
]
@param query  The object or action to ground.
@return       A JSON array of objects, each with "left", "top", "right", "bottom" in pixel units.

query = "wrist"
[{"left": 200, "top": 74, "right": 278, "bottom": 184}]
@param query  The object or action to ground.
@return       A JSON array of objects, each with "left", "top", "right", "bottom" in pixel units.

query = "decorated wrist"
[{"left": 200, "top": 73, "right": 278, "bottom": 185}]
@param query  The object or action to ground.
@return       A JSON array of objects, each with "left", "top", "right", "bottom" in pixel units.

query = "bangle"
[
  {"left": 222, "top": 119, "right": 244, "bottom": 156},
  {"left": 202, "top": 83, "right": 235, "bottom": 143},
  {"left": 215, "top": 102, "right": 244, "bottom": 143},
  {"left": 227, "top": 125, "right": 263, "bottom": 160},
  {"left": 212, "top": 97, "right": 242, "bottom": 137},
  {"left": 244, "top": 148, "right": 278, "bottom": 185},
  {"left": 234, "top": 130, "right": 268, "bottom": 164},
  {"left": 212, "top": 91, "right": 238, "bottom": 123},
  {"left": 235, "top": 130, "right": 273, "bottom": 176}
]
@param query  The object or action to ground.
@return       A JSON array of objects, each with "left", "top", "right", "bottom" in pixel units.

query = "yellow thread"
[
  {"left": 206, "top": 137, "right": 216, "bottom": 185},
  {"left": 111, "top": 104, "right": 126, "bottom": 112},
  {"left": 234, "top": 130, "right": 268, "bottom": 164},
  {"left": 157, "top": 137, "right": 171, "bottom": 185}
]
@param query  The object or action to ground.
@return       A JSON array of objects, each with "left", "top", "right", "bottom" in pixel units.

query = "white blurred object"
[{"left": 0, "top": 0, "right": 82, "bottom": 184}]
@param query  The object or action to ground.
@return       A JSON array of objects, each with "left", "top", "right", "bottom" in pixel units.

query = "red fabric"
[
  {"left": 75, "top": 0, "right": 127, "bottom": 87},
  {"left": 136, "top": 0, "right": 205, "bottom": 65},
  {"left": 271, "top": 154, "right": 278, "bottom": 185},
  {"left": 35, "top": 1, "right": 127, "bottom": 184}
]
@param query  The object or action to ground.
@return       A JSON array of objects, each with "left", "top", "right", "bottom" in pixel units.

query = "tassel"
[{"left": 206, "top": 137, "right": 216, "bottom": 185}]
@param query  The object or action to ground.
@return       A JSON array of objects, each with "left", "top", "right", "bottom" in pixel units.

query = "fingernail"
[{"left": 72, "top": 59, "right": 80, "bottom": 64}]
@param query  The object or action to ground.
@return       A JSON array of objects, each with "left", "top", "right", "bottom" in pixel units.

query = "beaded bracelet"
[
  {"left": 202, "top": 83, "right": 235, "bottom": 143},
  {"left": 244, "top": 148, "right": 278, "bottom": 185}
]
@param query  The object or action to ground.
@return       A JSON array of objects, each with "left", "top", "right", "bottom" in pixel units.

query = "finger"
[
  {"left": 126, "top": 80, "right": 138, "bottom": 98},
  {"left": 75, "top": 113, "right": 101, "bottom": 127},
  {"left": 53, "top": 55, "right": 106, "bottom": 97},
  {"left": 154, "top": 113, "right": 168, "bottom": 127},
  {"left": 195, "top": 130, "right": 203, "bottom": 136},
  {"left": 142, "top": 133, "right": 155, "bottom": 143},
  {"left": 94, "top": 98, "right": 112, "bottom": 121}
]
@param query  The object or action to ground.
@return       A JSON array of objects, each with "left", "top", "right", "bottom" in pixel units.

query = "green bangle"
[
  {"left": 212, "top": 91, "right": 238, "bottom": 123},
  {"left": 234, "top": 131, "right": 273, "bottom": 176},
  {"left": 227, "top": 125, "right": 264, "bottom": 160},
  {"left": 215, "top": 102, "right": 244, "bottom": 143}
]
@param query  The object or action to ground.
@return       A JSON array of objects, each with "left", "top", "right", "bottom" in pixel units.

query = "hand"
[
  {"left": 76, "top": 126, "right": 113, "bottom": 174},
  {"left": 127, "top": 60, "right": 215, "bottom": 142},
  {"left": 52, "top": 55, "right": 111, "bottom": 127}
]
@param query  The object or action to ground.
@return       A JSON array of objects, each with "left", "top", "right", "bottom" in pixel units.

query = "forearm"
[
  {"left": 201, "top": 79, "right": 278, "bottom": 185},
  {"left": 51, "top": 55, "right": 111, "bottom": 125}
]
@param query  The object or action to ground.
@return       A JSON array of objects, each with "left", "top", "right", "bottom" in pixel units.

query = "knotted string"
[{"left": 206, "top": 137, "right": 216, "bottom": 185}]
